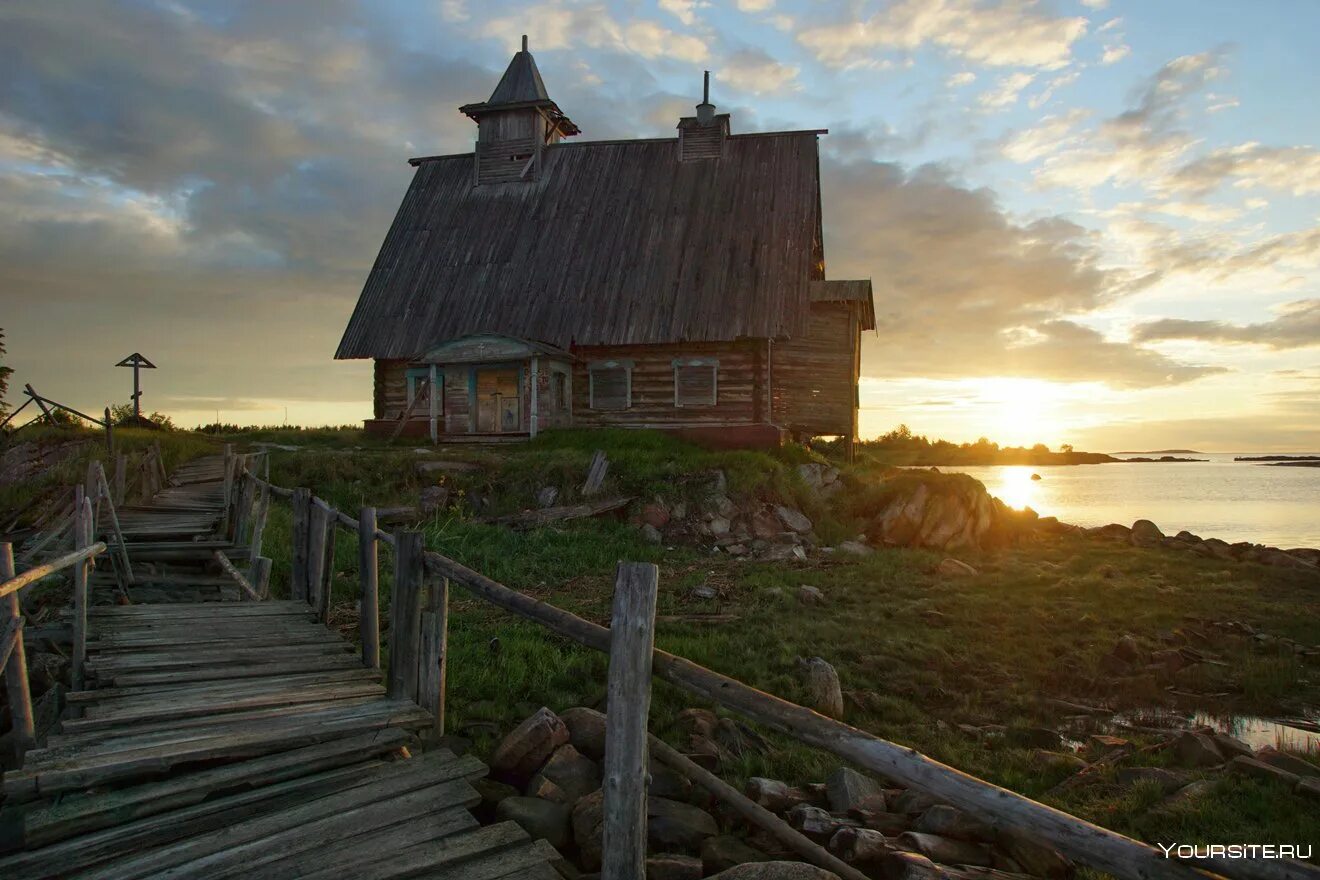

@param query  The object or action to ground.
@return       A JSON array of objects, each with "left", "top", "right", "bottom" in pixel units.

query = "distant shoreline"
[{"left": 1235, "top": 455, "right": 1320, "bottom": 462}]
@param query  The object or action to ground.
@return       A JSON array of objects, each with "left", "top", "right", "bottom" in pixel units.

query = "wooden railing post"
[
  {"left": 94, "top": 461, "right": 133, "bottom": 588},
  {"left": 388, "top": 531, "right": 424, "bottom": 701},
  {"left": 219, "top": 444, "right": 236, "bottom": 538},
  {"left": 307, "top": 501, "right": 331, "bottom": 614},
  {"left": 247, "top": 481, "right": 270, "bottom": 585},
  {"left": 152, "top": 440, "right": 167, "bottom": 488},
  {"left": 290, "top": 488, "right": 311, "bottom": 602},
  {"left": 71, "top": 495, "right": 93, "bottom": 690},
  {"left": 232, "top": 471, "right": 255, "bottom": 547},
  {"left": 358, "top": 507, "right": 380, "bottom": 669},
  {"left": 1, "top": 543, "right": 36, "bottom": 762},
  {"left": 252, "top": 556, "right": 273, "bottom": 600},
  {"left": 419, "top": 575, "right": 449, "bottom": 737},
  {"left": 104, "top": 407, "right": 114, "bottom": 455},
  {"left": 600, "top": 562, "right": 660, "bottom": 880},
  {"left": 113, "top": 453, "right": 126, "bottom": 507}
]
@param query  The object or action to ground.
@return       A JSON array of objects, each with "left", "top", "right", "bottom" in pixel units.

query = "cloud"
[
  {"left": 1134, "top": 300, "right": 1320, "bottom": 350},
  {"left": 737, "top": 0, "right": 775, "bottom": 10},
  {"left": 720, "top": 48, "right": 800, "bottom": 94},
  {"left": 1167, "top": 142, "right": 1320, "bottom": 197},
  {"left": 820, "top": 159, "right": 1220, "bottom": 387},
  {"left": 658, "top": 0, "right": 705, "bottom": 27},
  {"left": 799, "top": 0, "right": 1088, "bottom": 70},
  {"left": 946, "top": 71, "right": 976, "bottom": 88},
  {"left": 1001, "top": 109, "right": 1090, "bottom": 162},
  {"left": 979, "top": 72, "right": 1035, "bottom": 110},
  {"left": 483, "top": 3, "right": 709, "bottom": 63}
]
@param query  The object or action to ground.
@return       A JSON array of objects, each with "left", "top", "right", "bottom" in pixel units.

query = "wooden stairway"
[{"left": 0, "top": 454, "right": 560, "bottom": 879}]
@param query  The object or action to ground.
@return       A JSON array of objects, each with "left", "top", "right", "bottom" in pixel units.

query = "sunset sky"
[{"left": 3, "top": 1, "right": 1318, "bottom": 450}]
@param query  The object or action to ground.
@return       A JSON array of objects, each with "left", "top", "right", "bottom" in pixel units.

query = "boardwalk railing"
[
  {"left": 1, "top": 496, "right": 106, "bottom": 763},
  {"left": 229, "top": 461, "right": 1293, "bottom": 880}
]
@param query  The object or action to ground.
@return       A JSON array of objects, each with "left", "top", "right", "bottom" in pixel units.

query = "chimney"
[{"left": 678, "top": 70, "right": 729, "bottom": 161}]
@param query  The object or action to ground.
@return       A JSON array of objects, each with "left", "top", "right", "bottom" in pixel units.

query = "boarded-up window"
[
  {"left": 550, "top": 371, "right": 568, "bottom": 411},
  {"left": 589, "top": 361, "right": 632, "bottom": 410},
  {"left": 673, "top": 358, "right": 718, "bottom": 407}
]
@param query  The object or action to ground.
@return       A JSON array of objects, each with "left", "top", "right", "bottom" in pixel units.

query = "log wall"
[{"left": 772, "top": 303, "right": 860, "bottom": 438}]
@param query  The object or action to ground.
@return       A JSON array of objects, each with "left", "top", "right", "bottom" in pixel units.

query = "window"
[
  {"left": 673, "top": 358, "right": 718, "bottom": 407},
  {"left": 550, "top": 371, "right": 568, "bottom": 412},
  {"left": 405, "top": 367, "right": 431, "bottom": 406},
  {"left": 588, "top": 360, "right": 632, "bottom": 410}
]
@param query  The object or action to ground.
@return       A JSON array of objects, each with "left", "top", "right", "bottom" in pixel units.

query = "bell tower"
[{"left": 460, "top": 36, "right": 580, "bottom": 184}]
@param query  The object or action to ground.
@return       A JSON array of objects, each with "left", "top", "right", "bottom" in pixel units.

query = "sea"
[{"left": 939, "top": 453, "right": 1320, "bottom": 549}]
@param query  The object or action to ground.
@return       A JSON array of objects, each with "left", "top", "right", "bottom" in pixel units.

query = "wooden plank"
[
  {"left": 307, "top": 500, "right": 330, "bottom": 614},
  {"left": 247, "top": 481, "right": 270, "bottom": 580},
  {"left": 70, "top": 667, "right": 382, "bottom": 704},
  {"left": 359, "top": 506, "right": 380, "bottom": 669},
  {"left": 600, "top": 562, "right": 658, "bottom": 880},
  {"left": 318, "top": 504, "right": 336, "bottom": 622},
  {"left": 98, "top": 652, "right": 366, "bottom": 687},
  {"left": 1, "top": 544, "right": 35, "bottom": 762},
  {"left": 84, "top": 600, "right": 314, "bottom": 617},
  {"left": 85, "top": 642, "right": 354, "bottom": 673},
  {"left": 69, "top": 682, "right": 387, "bottom": 730},
  {"left": 295, "top": 824, "right": 548, "bottom": 880},
  {"left": 388, "top": 532, "right": 424, "bottom": 701},
  {"left": 211, "top": 549, "right": 261, "bottom": 600},
  {"left": 291, "top": 487, "right": 311, "bottom": 601},
  {"left": 0, "top": 729, "right": 412, "bottom": 856},
  {"left": 71, "top": 496, "right": 93, "bottom": 690},
  {"left": 418, "top": 576, "right": 449, "bottom": 736}
]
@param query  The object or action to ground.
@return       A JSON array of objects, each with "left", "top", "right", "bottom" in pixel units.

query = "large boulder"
[
  {"left": 490, "top": 707, "right": 569, "bottom": 782},
  {"left": 864, "top": 473, "right": 1020, "bottom": 551},
  {"left": 495, "top": 796, "right": 571, "bottom": 850},
  {"left": 648, "top": 796, "right": 720, "bottom": 853},
  {"left": 1130, "top": 519, "right": 1164, "bottom": 548},
  {"left": 825, "top": 767, "right": 883, "bottom": 813},
  {"left": 799, "top": 657, "right": 844, "bottom": 719},
  {"left": 561, "top": 706, "right": 607, "bottom": 760},
  {"left": 526, "top": 743, "right": 600, "bottom": 804},
  {"left": 707, "top": 863, "right": 841, "bottom": 880},
  {"left": 702, "top": 835, "right": 772, "bottom": 873}
]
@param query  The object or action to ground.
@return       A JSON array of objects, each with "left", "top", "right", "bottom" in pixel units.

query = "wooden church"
[{"left": 336, "top": 38, "right": 874, "bottom": 449}]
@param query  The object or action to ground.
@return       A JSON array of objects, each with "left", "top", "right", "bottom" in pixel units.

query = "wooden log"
[
  {"left": 388, "top": 532, "right": 425, "bottom": 701},
  {"left": 232, "top": 473, "right": 256, "bottom": 548},
  {"left": 582, "top": 450, "right": 609, "bottom": 496},
  {"left": 253, "top": 556, "right": 273, "bottom": 600},
  {"left": 1, "top": 543, "right": 36, "bottom": 762},
  {"left": 319, "top": 507, "right": 337, "bottom": 623},
  {"left": 359, "top": 507, "right": 380, "bottom": 670},
  {"left": 486, "top": 496, "right": 631, "bottom": 529},
  {"left": 219, "top": 444, "right": 236, "bottom": 538},
  {"left": 600, "top": 562, "right": 659, "bottom": 880},
  {"left": 290, "top": 488, "right": 311, "bottom": 601},
  {"left": 72, "top": 496, "right": 93, "bottom": 690},
  {"left": 307, "top": 501, "right": 331, "bottom": 614},
  {"left": 0, "top": 540, "right": 108, "bottom": 601},
  {"left": 418, "top": 576, "right": 449, "bottom": 737},
  {"left": 247, "top": 481, "right": 270, "bottom": 580},
  {"left": 419, "top": 550, "right": 1246, "bottom": 880},
  {"left": 95, "top": 461, "right": 134, "bottom": 587},
  {"left": 212, "top": 550, "right": 262, "bottom": 601}
]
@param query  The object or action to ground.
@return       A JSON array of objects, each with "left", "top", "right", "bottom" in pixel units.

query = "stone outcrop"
[{"left": 863, "top": 474, "right": 1027, "bottom": 552}]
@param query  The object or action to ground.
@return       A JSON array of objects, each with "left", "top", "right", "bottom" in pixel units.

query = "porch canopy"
[{"left": 418, "top": 334, "right": 575, "bottom": 365}]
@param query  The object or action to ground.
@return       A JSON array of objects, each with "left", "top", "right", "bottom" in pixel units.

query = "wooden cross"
[{"left": 114, "top": 353, "right": 156, "bottom": 419}]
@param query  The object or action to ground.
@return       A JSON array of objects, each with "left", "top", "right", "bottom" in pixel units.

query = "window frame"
[
  {"left": 587, "top": 359, "right": 633, "bottom": 411},
  {"left": 672, "top": 357, "right": 719, "bottom": 408}
]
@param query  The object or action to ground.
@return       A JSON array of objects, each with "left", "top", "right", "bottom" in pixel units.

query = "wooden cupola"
[
  {"left": 460, "top": 36, "right": 580, "bottom": 185},
  {"left": 678, "top": 71, "right": 729, "bottom": 161}
]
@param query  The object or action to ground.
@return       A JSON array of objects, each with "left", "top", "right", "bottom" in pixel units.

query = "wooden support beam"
[
  {"left": 247, "top": 480, "right": 270, "bottom": 583},
  {"left": 71, "top": 496, "right": 93, "bottom": 690},
  {"left": 318, "top": 507, "right": 337, "bottom": 623},
  {"left": 600, "top": 562, "right": 659, "bottom": 880},
  {"left": 1, "top": 543, "right": 36, "bottom": 762},
  {"left": 419, "top": 550, "right": 1245, "bottom": 880},
  {"left": 219, "top": 444, "right": 236, "bottom": 538},
  {"left": 104, "top": 407, "right": 114, "bottom": 454},
  {"left": 307, "top": 501, "right": 331, "bottom": 615},
  {"left": 113, "top": 454, "right": 127, "bottom": 507},
  {"left": 290, "top": 488, "right": 311, "bottom": 602},
  {"left": 388, "top": 532, "right": 424, "bottom": 701},
  {"left": 358, "top": 507, "right": 380, "bottom": 670},
  {"left": 94, "top": 461, "right": 134, "bottom": 588},
  {"left": 418, "top": 575, "right": 448, "bottom": 737},
  {"left": 252, "top": 556, "right": 273, "bottom": 600},
  {"left": 212, "top": 550, "right": 262, "bottom": 601}
]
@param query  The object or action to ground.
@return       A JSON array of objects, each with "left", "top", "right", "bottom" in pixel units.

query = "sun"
[{"left": 969, "top": 378, "right": 1066, "bottom": 448}]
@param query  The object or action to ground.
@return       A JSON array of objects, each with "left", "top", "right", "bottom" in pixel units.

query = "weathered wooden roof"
[
  {"left": 336, "top": 131, "right": 826, "bottom": 359},
  {"left": 811, "top": 280, "right": 876, "bottom": 331}
]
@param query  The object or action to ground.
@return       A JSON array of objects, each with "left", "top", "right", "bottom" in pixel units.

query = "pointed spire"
[
  {"left": 487, "top": 36, "right": 551, "bottom": 106},
  {"left": 695, "top": 70, "right": 715, "bottom": 124}
]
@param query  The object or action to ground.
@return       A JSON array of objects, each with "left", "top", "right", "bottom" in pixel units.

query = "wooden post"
[
  {"left": 94, "top": 462, "right": 133, "bottom": 587},
  {"left": 290, "top": 488, "right": 311, "bottom": 601},
  {"left": 319, "top": 510, "right": 337, "bottom": 623},
  {"left": 1, "top": 543, "right": 36, "bottom": 762},
  {"left": 428, "top": 364, "right": 439, "bottom": 444},
  {"left": 359, "top": 507, "right": 380, "bottom": 669},
  {"left": 232, "top": 472, "right": 256, "bottom": 547},
  {"left": 219, "top": 444, "right": 235, "bottom": 538},
  {"left": 247, "top": 481, "right": 270, "bottom": 583},
  {"left": 104, "top": 407, "right": 114, "bottom": 455},
  {"left": 529, "top": 355, "right": 539, "bottom": 439},
  {"left": 307, "top": 502, "right": 331, "bottom": 613},
  {"left": 600, "top": 562, "right": 660, "bottom": 880},
  {"left": 388, "top": 531, "right": 424, "bottom": 701},
  {"left": 418, "top": 576, "right": 449, "bottom": 737},
  {"left": 71, "top": 496, "right": 93, "bottom": 690},
  {"left": 113, "top": 454, "right": 127, "bottom": 507},
  {"left": 153, "top": 439, "right": 166, "bottom": 486},
  {"left": 252, "top": 556, "right": 273, "bottom": 599}
]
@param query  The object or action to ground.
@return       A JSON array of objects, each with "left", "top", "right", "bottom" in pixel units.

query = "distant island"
[
  {"left": 1115, "top": 449, "right": 1205, "bottom": 454},
  {"left": 859, "top": 426, "right": 1205, "bottom": 467},
  {"left": 1234, "top": 455, "right": 1320, "bottom": 462}
]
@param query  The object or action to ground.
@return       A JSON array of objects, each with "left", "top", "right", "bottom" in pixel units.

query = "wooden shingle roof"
[{"left": 335, "top": 131, "right": 825, "bottom": 360}]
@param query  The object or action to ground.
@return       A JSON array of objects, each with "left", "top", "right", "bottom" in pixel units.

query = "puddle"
[{"left": 1110, "top": 709, "right": 1320, "bottom": 753}]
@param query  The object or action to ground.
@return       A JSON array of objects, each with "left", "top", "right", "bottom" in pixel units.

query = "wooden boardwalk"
[{"left": 1, "top": 454, "right": 559, "bottom": 879}]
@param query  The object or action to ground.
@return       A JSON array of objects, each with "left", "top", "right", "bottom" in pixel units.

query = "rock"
[
  {"left": 572, "top": 790, "right": 607, "bottom": 869},
  {"left": 998, "top": 831, "right": 1074, "bottom": 879},
  {"left": 746, "top": 777, "right": 812, "bottom": 812},
  {"left": 1005, "top": 727, "right": 1062, "bottom": 750},
  {"left": 913, "top": 805, "right": 992, "bottom": 842},
  {"left": 418, "top": 485, "right": 450, "bottom": 515},
  {"left": 691, "top": 584, "right": 720, "bottom": 600},
  {"left": 527, "top": 744, "right": 601, "bottom": 804},
  {"left": 26, "top": 651, "right": 67, "bottom": 696},
  {"left": 648, "top": 796, "right": 720, "bottom": 853},
  {"left": 787, "top": 804, "right": 856, "bottom": 841},
  {"left": 799, "top": 657, "right": 844, "bottom": 719},
  {"left": 701, "top": 835, "right": 771, "bottom": 873},
  {"left": 706, "top": 863, "right": 842, "bottom": 880},
  {"left": 1255, "top": 746, "right": 1320, "bottom": 778},
  {"left": 775, "top": 505, "right": 813, "bottom": 534},
  {"left": 1112, "top": 634, "right": 1145, "bottom": 664},
  {"left": 1089, "top": 523, "right": 1131, "bottom": 541},
  {"left": 709, "top": 516, "right": 732, "bottom": 536},
  {"left": 708, "top": 470, "right": 729, "bottom": 495},
  {"left": 853, "top": 809, "right": 910, "bottom": 835},
  {"left": 1033, "top": 750, "right": 1087, "bottom": 772},
  {"left": 642, "top": 503, "right": 672, "bottom": 529},
  {"left": 32, "top": 682, "right": 66, "bottom": 745},
  {"left": 1087, "top": 735, "right": 1130, "bottom": 755},
  {"left": 490, "top": 707, "right": 570, "bottom": 783},
  {"left": 1163, "top": 779, "right": 1216, "bottom": 806},
  {"left": 826, "top": 767, "right": 883, "bottom": 813},
  {"left": 895, "top": 832, "right": 994, "bottom": 867},
  {"left": 1130, "top": 519, "right": 1164, "bottom": 548},
  {"left": 473, "top": 777, "right": 519, "bottom": 809},
  {"left": 798, "top": 585, "right": 825, "bottom": 605},
  {"left": 524, "top": 775, "right": 567, "bottom": 802},
  {"left": 1205, "top": 732, "right": 1252, "bottom": 761},
  {"left": 763, "top": 544, "right": 807, "bottom": 561},
  {"left": 1298, "top": 777, "right": 1320, "bottom": 801},
  {"left": 495, "top": 796, "right": 572, "bottom": 850},
  {"left": 890, "top": 790, "right": 940, "bottom": 815},
  {"left": 640, "top": 524, "right": 664, "bottom": 544},
  {"left": 829, "top": 826, "right": 893, "bottom": 864},
  {"left": 1259, "top": 549, "right": 1317, "bottom": 571},
  {"left": 1227, "top": 755, "right": 1301, "bottom": 787},
  {"left": 561, "top": 706, "right": 607, "bottom": 760},
  {"left": 935, "top": 558, "right": 977, "bottom": 577},
  {"left": 834, "top": 540, "right": 873, "bottom": 557},
  {"left": 536, "top": 486, "right": 559, "bottom": 508},
  {"left": 649, "top": 760, "right": 694, "bottom": 801},
  {"left": 751, "top": 510, "right": 782, "bottom": 541},
  {"left": 884, "top": 852, "right": 949, "bottom": 880},
  {"left": 1174, "top": 731, "right": 1225, "bottom": 768},
  {"left": 1116, "top": 767, "right": 1185, "bottom": 791},
  {"left": 647, "top": 854, "right": 703, "bottom": 880}
]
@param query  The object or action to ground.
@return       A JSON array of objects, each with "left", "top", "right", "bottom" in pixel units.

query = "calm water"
[{"left": 942, "top": 453, "right": 1320, "bottom": 549}]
